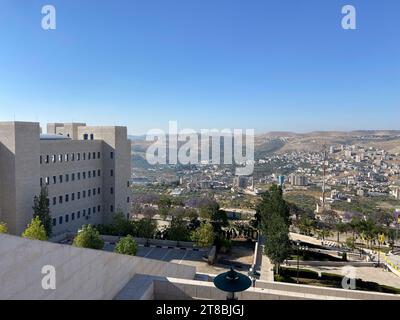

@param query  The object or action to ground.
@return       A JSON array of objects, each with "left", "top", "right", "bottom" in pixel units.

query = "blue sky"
[{"left": 0, "top": 0, "right": 399, "bottom": 134}]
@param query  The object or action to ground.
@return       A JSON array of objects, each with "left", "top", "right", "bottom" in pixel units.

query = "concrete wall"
[
  {"left": 0, "top": 122, "right": 41, "bottom": 234},
  {"left": 101, "top": 235, "right": 197, "bottom": 248},
  {"left": 126, "top": 276, "right": 399, "bottom": 300},
  {"left": 253, "top": 279, "right": 400, "bottom": 300},
  {"left": 286, "top": 260, "right": 375, "bottom": 267},
  {"left": 0, "top": 233, "right": 196, "bottom": 300}
]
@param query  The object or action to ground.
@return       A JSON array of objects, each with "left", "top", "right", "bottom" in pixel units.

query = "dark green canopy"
[{"left": 213, "top": 267, "right": 252, "bottom": 293}]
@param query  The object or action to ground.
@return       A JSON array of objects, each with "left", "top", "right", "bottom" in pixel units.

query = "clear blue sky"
[{"left": 0, "top": 0, "right": 399, "bottom": 134}]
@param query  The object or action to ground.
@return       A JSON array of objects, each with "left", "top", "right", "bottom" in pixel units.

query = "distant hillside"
[{"left": 130, "top": 130, "right": 400, "bottom": 165}]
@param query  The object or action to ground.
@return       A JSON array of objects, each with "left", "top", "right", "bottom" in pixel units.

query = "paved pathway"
[{"left": 256, "top": 236, "right": 274, "bottom": 282}]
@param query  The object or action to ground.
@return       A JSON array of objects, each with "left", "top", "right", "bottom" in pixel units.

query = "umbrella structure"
[{"left": 213, "top": 267, "right": 252, "bottom": 300}]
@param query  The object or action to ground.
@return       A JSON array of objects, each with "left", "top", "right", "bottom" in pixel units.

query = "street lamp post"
[{"left": 296, "top": 241, "right": 308, "bottom": 284}]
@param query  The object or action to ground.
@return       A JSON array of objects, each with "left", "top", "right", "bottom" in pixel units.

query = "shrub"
[
  {"left": 73, "top": 225, "right": 104, "bottom": 249},
  {"left": 115, "top": 235, "right": 137, "bottom": 256},
  {"left": 0, "top": 221, "right": 8, "bottom": 234},
  {"left": 22, "top": 216, "right": 48, "bottom": 241}
]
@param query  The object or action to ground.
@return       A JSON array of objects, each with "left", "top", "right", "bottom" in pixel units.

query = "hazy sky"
[{"left": 0, "top": 0, "right": 399, "bottom": 134}]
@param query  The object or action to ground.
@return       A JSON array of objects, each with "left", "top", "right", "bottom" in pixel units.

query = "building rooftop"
[{"left": 39, "top": 134, "right": 71, "bottom": 141}]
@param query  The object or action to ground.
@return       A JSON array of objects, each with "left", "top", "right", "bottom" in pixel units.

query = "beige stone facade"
[{"left": 0, "top": 122, "right": 131, "bottom": 236}]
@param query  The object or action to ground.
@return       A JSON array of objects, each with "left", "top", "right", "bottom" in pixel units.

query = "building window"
[
  {"left": 52, "top": 218, "right": 56, "bottom": 226},
  {"left": 110, "top": 169, "right": 114, "bottom": 177},
  {"left": 83, "top": 209, "right": 86, "bottom": 217},
  {"left": 77, "top": 153, "right": 81, "bottom": 161},
  {"left": 110, "top": 187, "right": 114, "bottom": 195},
  {"left": 110, "top": 205, "right": 114, "bottom": 213},
  {"left": 83, "top": 134, "right": 88, "bottom": 140},
  {"left": 65, "top": 214, "right": 69, "bottom": 223},
  {"left": 40, "top": 155, "right": 42, "bottom": 164},
  {"left": 127, "top": 197, "right": 130, "bottom": 203},
  {"left": 40, "top": 178, "right": 43, "bottom": 187},
  {"left": 90, "top": 134, "right": 94, "bottom": 140},
  {"left": 53, "top": 176, "right": 56, "bottom": 184},
  {"left": 58, "top": 154, "right": 63, "bottom": 162},
  {"left": 92, "top": 152, "right": 96, "bottom": 159},
  {"left": 77, "top": 191, "right": 81, "bottom": 200},
  {"left": 93, "top": 206, "right": 96, "bottom": 214},
  {"left": 77, "top": 211, "right": 81, "bottom": 219},
  {"left": 59, "top": 216, "right": 63, "bottom": 224},
  {"left": 65, "top": 154, "right": 69, "bottom": 162},
  {"left": 71, "top": 193, "right": 75, "bottom": 201},
  {"left": 65, "top": 194, "right": 69, "bottom": 202},
  {"left": 71, "top": 153, "right": 75, "bottom": 161},
  {"left": 88, "top": 208, "right": 91, "bottom": 215},
  {"left": 77, "top": 172, "right": 81, "bottom": 180},
  {"left": 45, "top": 177, "right": 50, "bottom": 185},
  {"left": 83, "top": 153, "right": 86, "bottom": 160},
  {"left": 83, "top": 190, "right": 86, "bottom": 198},
  {"left": 97, "top": 152, "right": 100, "bottom": 159},
  {"left": 83, "top": 172, "right": 86, "bottom": 179},
  {"left": 88, "top": 189, "right": 91, "bottom": 197},
  {"left": 66, "top": 174, "right": 69, "bottom": 182},
  {"left": 59, "top": 196, "right": 63, "bottom": 204},
  {"left": 110, "top": 151, "right": 114, "bottom": 159},
  {"left": 93, "top": 188, "right": 96, "bottom": 196},
  {"left": 97, "top": 205, "right": 101, "bottom": 212},
  {"left": 88, "top": 171, "right": 91, "bottom": 178},
  {"left": 72, "top": 173, "right": 75, "bottom": 181},
  {"left": 93, "top": 170, "right": 96, "bottom": 177},
  {"left": 51, "top": 155, "right": 55, "bottom": 163},
  {"left": 45, "top": 155, "right": 49, "bottom": 164},
  {"left": 52, "top": 197, "right": 56, "bottom": 205},
  {"left": 59, "top": 175, "right": 63, "bottom": 183},
  {"left": 88, "top": 152, "right": 91, "bottom": 160},
  {"left": 72, "top": 212, "right": 75, "bottom": 221},
  {"left": 127, "top": 181, "right": 130, "bottom": 187},
  {"left": 97, "top": 187, "right": 101, "bottom": 194},
  {"left": 98, "top": 169, "right": 101, "bottom": 177}
]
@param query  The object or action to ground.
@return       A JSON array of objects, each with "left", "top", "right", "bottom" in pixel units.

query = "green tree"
[
  {"left": 257, "top": 185, "right": 291, "bottom": 274},
  {"left": 345, "top": 236, "right": 356, "bottom": 251},
  {"left": 158, "top": 195, "right": 172, "bottom": 219},
  {"left": 136, "top": 218, "right": 157, "bottom": 240},
  {"left": 263, "top": 212, "right": 291, "bottom": 274},
  {"left": 114, "top": 235, "right": 137, "bottom": 256},
  {"left": 199, "top": 199, "right": 220, "bottom": 220},
  {"left": 73, "top": 225, "right": 104, "bottom": 249},
  {"left": 32, "top": 186, "right": 52, "bottom": 237},
  {"left": 298, "top": 215, "right": 316, "bottom": 236},
  {"left": 335, "top": 222, "right": 348, "bottom": 245},
  {"left": 167, "top": 217, "right": 190, "bottom": 242},
  {"left": 386, "top": 228, "right": 396, "bottom": 251},
  {"left": 111, "top": 211, "right": 134, "bottom": 236},
  {"left": 22, "top": 216, "right": 48, "bottom": 241},
  {"left": 191, "top": 222, "right": 215, "bottom": 247},
  {"left": 0, "top": 221, "right": 8, "bottom": 234}
]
